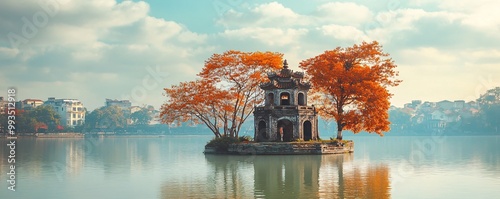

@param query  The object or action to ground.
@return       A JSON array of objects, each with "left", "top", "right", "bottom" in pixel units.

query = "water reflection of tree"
[
  {"left": 253, "top": 154, "right": 390, "bottom": 199},
  {"left": 160, "top": 154, "right": 392, "bottom": 199},
  {"left": 343, "top": 165, "right": 391, "bottom": 198}
]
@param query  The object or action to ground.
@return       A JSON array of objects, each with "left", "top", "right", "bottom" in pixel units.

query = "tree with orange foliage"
[
  {"left": 161, "top": 80, "right": 231, "bottom": 137},
  {"left": 300, "top": 41, "right": 400, "bottom": 140},
  {"left": 161, "top": 50, "right": 283, "bottom": 138}
]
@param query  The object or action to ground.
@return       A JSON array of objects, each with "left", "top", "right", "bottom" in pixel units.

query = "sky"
[{"left": 0, "top": 0, "right": 499, "bottom": 111}]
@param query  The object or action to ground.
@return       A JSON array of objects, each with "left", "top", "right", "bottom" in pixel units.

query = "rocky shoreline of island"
[{"left": 204, "top": 139, "right": 354, "bottom": 155}]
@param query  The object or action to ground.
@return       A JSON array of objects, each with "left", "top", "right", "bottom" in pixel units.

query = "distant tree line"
[
  {"left": 0, "top": 105, "right": 62, "bottom": 133},
  {"left": 458, "top": 103, "right": 499, "bottom": 133},
  {"left": 388, "top": 88, "right": 500, "bottom": 135},
  {"left": 0, "top": 105, "right": 155, "bottom": 134},
  {"left": 389, "top": 104, "right": 499, "bottom": 134},
  {"left": 83, "top": 105, "right": 154, "bottom": 133}
]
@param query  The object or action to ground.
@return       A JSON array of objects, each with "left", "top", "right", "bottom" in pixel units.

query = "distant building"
[
  {"left": 22, "top": 99, "right": 44, "bottom": 109},
  {"left": 0, "top": 97, "right": 7, "bottom": 114},
  {"left": 105, "top": 99, "right": 131, "bottom": 113},
  {"left": 437, "top": 100, "right": 454, "bottom": 110},
  {"left": 453, "top": 100, "right": 465, "bottom": 109},
  {"left": 403, "top": 103, "right": 413, "bottom": 109},
  {"left": 412, "top": 100, "right": 422, "bottom": 106},
  {"left": 130, "top": 106, "right": 142, "bottom": 114},
  {"left": 431, "top": 110, "right": 446, "bottom": 121},
  {"left": 44, "top": 97, "right": 85, "bottom": 127},
  {"left": 105, "top": 99, "right": 131, "bottom": 108},
  {"left": 427, "top": 110, "right": 446, "bottom": 129},
  {"left": 403, "top": 101, "right": 420, "bottom": 110}
]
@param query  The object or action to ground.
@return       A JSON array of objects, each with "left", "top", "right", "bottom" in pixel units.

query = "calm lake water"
[{"left": 0, "top": 135, "right": 499, "bottom": 199}]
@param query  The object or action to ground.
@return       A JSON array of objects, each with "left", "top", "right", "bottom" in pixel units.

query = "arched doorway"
[
  {"left": 277, "top": 119, "right": 293, "bottom": 142},
  {"left": 298, "top": 93, "right": 305, "bottom": 105},
  {"left": 303, "top": 121, "right": 312, "bottom": 141},
  {"left": 258, "top": 121, "right": 268, "bottom": 141},
  {"left": 280, "top": 92, "right": 290, "bottom": 105}
]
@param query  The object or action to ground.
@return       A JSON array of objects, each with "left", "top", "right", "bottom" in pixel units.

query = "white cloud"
[
  {"left": 70, "top": 42, "right": 108, "bottom": 61},
  {"left": 253, "top": 2, "right": 299, "bottom": 19},
  {"left": 320, "top": 24, "right": 369, "bottom": 42},
  {"left": 408, "top": 0, "right": 500, "bottom": 33},
  {"left": 222, "top": 27, "right": 308, "bottom": 46},
  {"left": 0, "top": 47, "right": 19, "bottom": 59},
  {"left": 217, "top": 2, "right": 308, "bottom": 28},
  {"left": 364, "top": 9, "right": 464, "bottom": 43},
  {"left": 399, "top": 47, "right": 457, "bottom": 66},
  {"left": 315, "top": 2, "right": 373, "bottom": 27},
  {"left": 217, "top": 1, "right": 373, "bottom": 29},
  {"left": 68, "top": 0, "right": 149, "bottom": 28}
]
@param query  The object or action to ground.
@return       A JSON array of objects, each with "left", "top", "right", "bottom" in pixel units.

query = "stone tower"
[{"left": 253, "top": 60, "right": 319, "bottom": 142}]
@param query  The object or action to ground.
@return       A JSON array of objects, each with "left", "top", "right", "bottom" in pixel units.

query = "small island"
[
  {"left": 204, "top": 60, "right": 353, "bottom": 155},
  {"left": 161, "top": 42, "right": 400, "bottom": 155}
]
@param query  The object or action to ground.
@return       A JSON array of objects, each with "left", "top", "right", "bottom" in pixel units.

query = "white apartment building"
[
  {"left": 44, "top": 97, "right": 85, "bottom": 127},
  {"left": 22, "top": 99, "right": 44, "bottom": 109}
]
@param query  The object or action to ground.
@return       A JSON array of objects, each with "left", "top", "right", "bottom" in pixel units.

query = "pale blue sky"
[{"left": 0, "top": 0, "right": 499, "bottom": 110}]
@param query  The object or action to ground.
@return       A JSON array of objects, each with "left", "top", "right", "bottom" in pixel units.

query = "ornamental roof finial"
[{"left": 283, "top": 59, "right": 288, "bottom": 69}]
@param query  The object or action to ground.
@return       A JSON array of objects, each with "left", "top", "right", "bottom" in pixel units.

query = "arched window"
[
  {"left": 298, "top": 93, "right": 305, "bottom": 105},
  {"left": 280, "top": 92, "right": 290, "bottom": 105},
  {"left": 267, "top": 93, "right": 274, "bottom": 106}
]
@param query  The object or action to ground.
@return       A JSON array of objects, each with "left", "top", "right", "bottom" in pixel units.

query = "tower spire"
[{"left": 283, "top": 59, "right": 288, "bottom": 69}]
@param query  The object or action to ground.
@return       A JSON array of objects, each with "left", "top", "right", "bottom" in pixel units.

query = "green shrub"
[
  {"left": 205, "top": 136, "right": 239, "bottom": 152},
  {"left": 326, "top": 138, "right": 352, "bottom": 146}
]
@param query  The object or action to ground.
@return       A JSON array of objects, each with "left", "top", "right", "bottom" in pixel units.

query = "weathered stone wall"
[
  {"left": 206, "top": 142, "right": 354, "bottom": 155},
  {"left": 254, "top": 107, "right": 318, "bottom": 142}
]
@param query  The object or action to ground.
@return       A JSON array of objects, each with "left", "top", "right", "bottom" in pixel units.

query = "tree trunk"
[
  {"left": 215, "top": 131, "right": 222, "bottom": 138},
  {"left": 337, "top": 121, "right": 343, "bottom": 140},
  {"left": 336, "top": 130, "right": 343, "bottom": 140}
]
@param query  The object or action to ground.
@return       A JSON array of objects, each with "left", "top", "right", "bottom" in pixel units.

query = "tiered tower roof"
[{"left": 260, "top": 60, "right": 311, "bottom": 90}]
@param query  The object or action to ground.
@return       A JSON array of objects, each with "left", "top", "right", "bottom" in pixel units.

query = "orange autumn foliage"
[
  {"left": 161, "top": 50, "right": 283, "bottom": 138},
  {"left": 160, "top": 80, "right": 231, "bottom": 137},
  {"left": 300, "top": 41, "right": 401, "bottom": 139}
]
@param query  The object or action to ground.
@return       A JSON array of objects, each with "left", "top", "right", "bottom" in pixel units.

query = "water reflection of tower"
[
  {"left": 253, "top": 155, "right": 322, "bottom": 199},
  {"left": 252, "top": 154, "right": 390, "bottom": 199}
]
